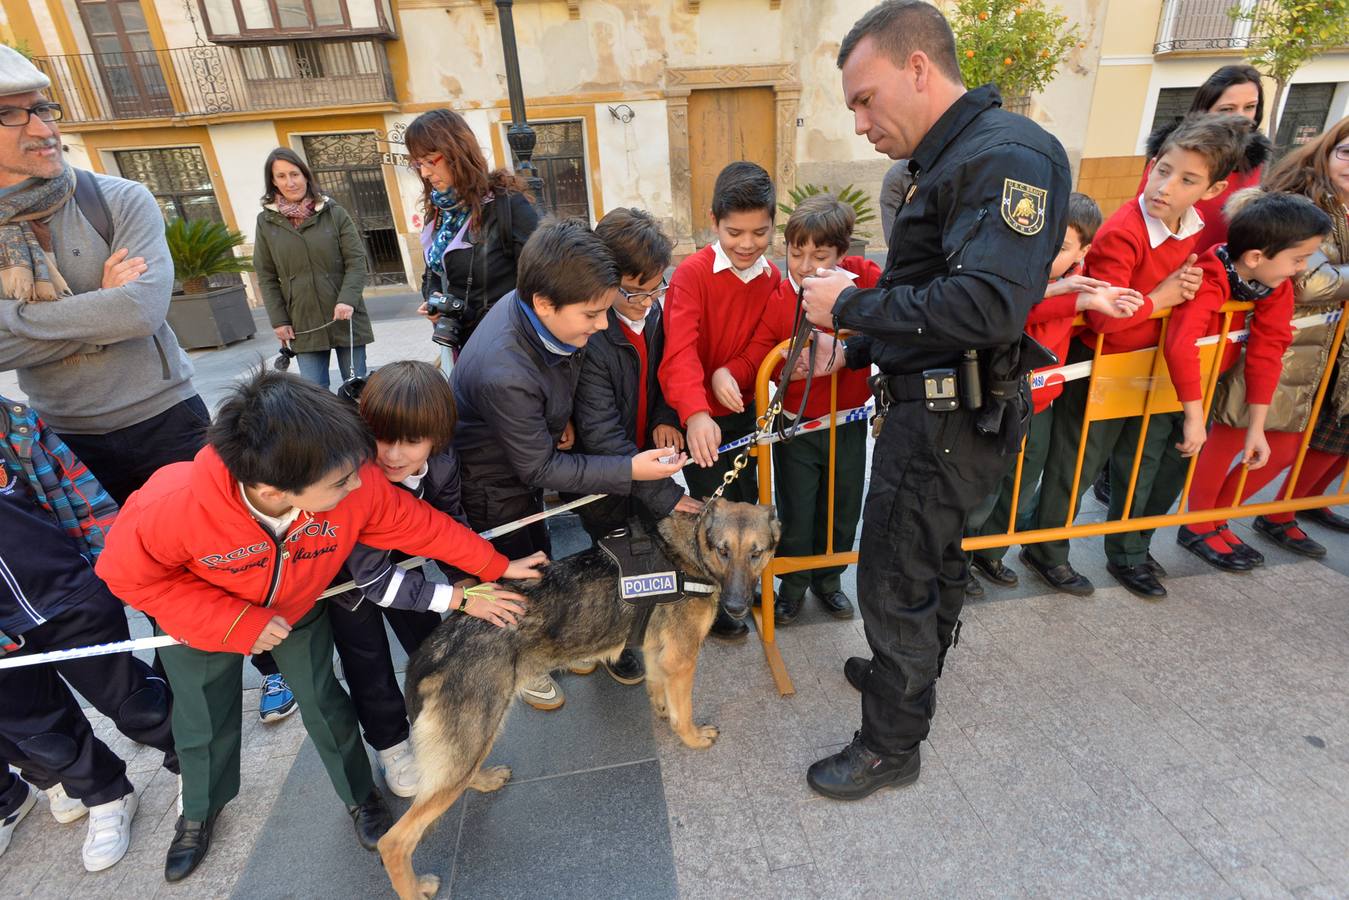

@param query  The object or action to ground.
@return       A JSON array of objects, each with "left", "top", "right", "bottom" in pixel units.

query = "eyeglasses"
[
  {"left": 618, "top": 279, "right": 668, "bottom": 304},
  {"left": 1333, "top": 144, "right": 1349, "bottom": 162},
  {"left": 0, "top": 103, "right": 63, "bottom": 127},
  {"left": 408, "top": 153, "right": 444, "bottom": 175}
]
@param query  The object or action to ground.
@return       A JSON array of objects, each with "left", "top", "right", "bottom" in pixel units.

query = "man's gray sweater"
[{"left": 0, "top": 170, "right": 195, "bottom": 433}]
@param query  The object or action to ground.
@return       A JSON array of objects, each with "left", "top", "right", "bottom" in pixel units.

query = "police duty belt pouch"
[
  {"left": 598, "top": 521, "right": 713, "bottom": 646},
  {"left": 976, "top": 332, "right": 1056, "bottom": 455}
]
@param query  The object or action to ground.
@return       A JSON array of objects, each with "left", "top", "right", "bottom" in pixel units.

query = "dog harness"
[{"left": 597, "top": 521, "right": 714, "bottom": 647}]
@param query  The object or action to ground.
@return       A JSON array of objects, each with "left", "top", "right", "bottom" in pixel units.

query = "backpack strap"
[{"left": 74, "top": 169, "right": 114, "bottom": 248}]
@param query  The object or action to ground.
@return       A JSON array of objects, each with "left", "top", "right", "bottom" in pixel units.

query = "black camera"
[{"left": 426, "top": 291, "right": 470, "bottom": 350}]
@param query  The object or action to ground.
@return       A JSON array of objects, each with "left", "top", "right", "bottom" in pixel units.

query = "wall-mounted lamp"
[{"left": 608, "top": 104, "right": 636, "bottom": 124}]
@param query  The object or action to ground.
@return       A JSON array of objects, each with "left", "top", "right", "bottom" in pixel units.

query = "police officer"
[{"left": 800, "top": 1, "right": 1070, "bottom": 800}]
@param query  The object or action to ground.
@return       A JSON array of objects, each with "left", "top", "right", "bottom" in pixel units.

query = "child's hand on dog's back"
[
  {"left": 456, "top": 583, "right": 527, "bottom": 628},
  {"left": 504, "top": 552, "right": 548, "bottom": 580},
  {"left": 633, "top": 448, "right": 688, "bottom": 481}
]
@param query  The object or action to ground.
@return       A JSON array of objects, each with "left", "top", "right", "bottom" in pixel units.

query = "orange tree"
[
  {"left": 1232, "top": 0, "right": 1349, "bottom": 139},
  {"left": 945, "top": 0, "right": 1082, "bottom": 103}
]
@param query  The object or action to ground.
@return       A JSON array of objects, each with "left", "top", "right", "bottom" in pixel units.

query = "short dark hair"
[
  {"left": 594, "top": 207, "right": 674, "bottom": 281},
  {"left": 359, "top": 361, "right": 457, "bottom": 454},
  {"left": 517, "top": 218, "right": 620, "bottom": 309},
  {"left": 261, "top": 147, "right": 322, "bottom": 205},
  {"left": 1192, "top": 64, "right": 1264, "bottom": 128},
  {"left": 784, "top": 193, "right": 855, "bottom": 255},
  {"left": 837, "top": 1, "right": 963, "bottom": 84},
  {"left": 1065, "top": 192, "right": 1103, "bottom": 246},
  {"left": 1225, "top": 190, "right": 1333, "bottom": 260},
  {"left": 711, "top": 161, "right": 776, "bottom": 223},
  {"left": 1157, "top": 113, "right": 1252, "bottom": 185},
  {"left": 210, "top": 368, "right": 374, "bottom": 492}
]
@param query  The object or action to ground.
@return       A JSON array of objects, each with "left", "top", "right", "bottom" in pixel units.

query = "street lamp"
[{"left": 495, "top": 0, "right": 545, "bottom": 197}]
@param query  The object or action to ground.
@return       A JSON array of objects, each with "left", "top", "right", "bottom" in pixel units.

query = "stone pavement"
[{"left": 3, "top": 297, "right": 1348, "bottom": 898}]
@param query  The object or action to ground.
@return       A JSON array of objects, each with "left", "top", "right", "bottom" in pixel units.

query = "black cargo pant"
[
  {"left": 856, "top": 402, "right": 1008, "bottom": 756},
  {"left": 0, "top": 587, "right": 178, "bottom": 811}
]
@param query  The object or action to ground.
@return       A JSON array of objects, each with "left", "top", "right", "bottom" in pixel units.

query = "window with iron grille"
[
  {"left": 1275, "top": 83, "right": 1337, "bottom": 156},
  {"left": 113, "top": 147, "right": 224, "bottom": 224},
  {"left": 1148, "top": 87, "right": 1199, "bottom": 138},
  {"left": 519, "top": 120, "right": 592, "bottom": 222}
]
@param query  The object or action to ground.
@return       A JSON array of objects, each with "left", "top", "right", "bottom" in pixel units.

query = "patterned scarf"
[
  {"left": 1215, "top": 244, "right": 1275, "bottom": 302},
  {"left": 425, "top": 188, "right": 470, "bottom": 276},
  {"left": 0, "top": 166, "right": 75, "bottom": 302},
  {"left": 277, "top": 195, "right": 316, "bottom": 228}
]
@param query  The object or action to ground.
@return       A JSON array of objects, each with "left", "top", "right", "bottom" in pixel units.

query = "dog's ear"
[{"left": 765, "top": 504, "right": 782, "bottom": 549}]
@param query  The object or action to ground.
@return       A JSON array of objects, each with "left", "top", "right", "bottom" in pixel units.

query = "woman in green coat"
[{"left": 255, "top": 148, "right": 372, "bottom": 390}]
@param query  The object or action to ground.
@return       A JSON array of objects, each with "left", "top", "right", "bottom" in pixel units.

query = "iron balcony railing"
[
  {"left": 1154, "top": 0, "right": 1265, "bottom": 54},
  {"left": 35, "top": 41, "right": 395, "bottom": 124}
]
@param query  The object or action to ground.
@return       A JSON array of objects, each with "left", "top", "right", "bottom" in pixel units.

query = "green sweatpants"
[
  {"left": 159, "top": 601, "right": 374, "bottom": 820},
  {"left": 772, "top": 420, "right": 867, "bottom": 600},
  {"left": 683, "top": 408, "right": 760, "bottom": 504},
  {"left": 969, "top": 404, "right": 1055, "bottom": 564}
]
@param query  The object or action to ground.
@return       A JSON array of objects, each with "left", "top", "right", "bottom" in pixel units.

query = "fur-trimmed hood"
[{"left": 1144, "top": 118, "right": 1272, "bottom": 175}]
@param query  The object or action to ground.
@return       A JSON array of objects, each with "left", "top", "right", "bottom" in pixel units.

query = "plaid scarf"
[
  {"left": 277, "top": 195, "right": 316, "bottom": 228},
  {"left": 1, "top": 395, "right": 118, "bottom": 562},
  {"left": 0, "top": 166, "right": 75, "bottom": 302},
  {"left": 1215, "top": 244, "right": 1275, "bottom": 302}
]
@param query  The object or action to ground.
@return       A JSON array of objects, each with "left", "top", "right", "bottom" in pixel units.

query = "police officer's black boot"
[{"left": 806, "top": 732, "right": 920, "bottom": 801}]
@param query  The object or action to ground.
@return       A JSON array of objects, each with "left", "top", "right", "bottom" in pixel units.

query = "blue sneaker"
[{"left": 258, "top": 674, "right": 297, "bottom": 723}]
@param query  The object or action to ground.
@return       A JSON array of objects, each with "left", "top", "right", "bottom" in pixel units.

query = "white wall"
[
  {"left": 592, "top": 98, "right": 673, "bottom": 221},
  {"left": 207, "top": 121, "right": 282, "bottom": 242}
]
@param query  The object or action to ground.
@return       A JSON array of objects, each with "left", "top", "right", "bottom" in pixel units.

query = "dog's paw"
[
  {"left": 417, "top": 874, "right": 441, "bottom": 898},
  {"left": 650, "top": 699, "right": 669, "bottom": 719},
  {"left": 470, "top": 765, "right": 512, "bottom": 793},
  {"left": 681, "top": 723, "right": 720, "bottom": 749}
]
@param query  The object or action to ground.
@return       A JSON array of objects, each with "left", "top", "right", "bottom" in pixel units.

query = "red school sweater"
[
  {"left": 1080, "top": 198, "right": 1202, "bottom": 355},
  {"left": 1162, "top": 248, "right": 1294, "bottom": 406},
  {"left": 658, "top": 244, "right": 782, "bottom": 425},
  {"left": 757, "top": 256, "right": 880, "bottom": 419},
  {"left": 1024, "top": 275, "right": 1081, "bottom": 414}
]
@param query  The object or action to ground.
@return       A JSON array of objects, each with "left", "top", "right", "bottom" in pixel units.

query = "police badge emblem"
[{"left": 1000, "top": 179, "right": 1048, "bottom": 235}]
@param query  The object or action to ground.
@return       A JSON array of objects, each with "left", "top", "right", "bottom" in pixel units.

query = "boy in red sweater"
[
  {"left": 763, "top": 194, "right": 878, "bottom": 625},
  {"left": 96, "top": 370, "right": 544, "bottom": 883},
  {"left": 1166, "top": 190, "right": 1332, "bottom": 570},
  {"left": 966, "top": 193, "right": 1142, "bottom": 593},
  {"left": 1022, "top": 115, "right": 1253, "bottom": 600}
]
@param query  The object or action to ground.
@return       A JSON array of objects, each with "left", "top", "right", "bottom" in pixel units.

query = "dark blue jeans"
[{"left": 297, "top": 345, "right": 368, "bottom": 391}]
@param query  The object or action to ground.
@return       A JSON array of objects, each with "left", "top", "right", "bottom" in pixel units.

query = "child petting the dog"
[
  {"left": 95, "top": 369, "right": 545, "bottom": 884},
  {"left": 328, "top": 360, "right": 532, "bottom": 799},
  {"left": 452, "top": 218, "right": 688, "bottom": 711}
]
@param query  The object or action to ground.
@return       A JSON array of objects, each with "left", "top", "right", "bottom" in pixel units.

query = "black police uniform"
[{"left": 834, "top": 85, "right": 1069, "bottom": 758}]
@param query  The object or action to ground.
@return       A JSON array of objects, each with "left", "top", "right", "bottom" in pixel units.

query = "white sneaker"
[
  {"left": 376, "top": 740, "right": 421, "bottom": 798},
  {"left": 521, "top": 674, "right": 564, "bottom": 711},
  {"left": 82, "top": 790, "right": 138, "bottom": 872},
  {"left": 0, "top": 782, "right": 37, "bottom": 857},
  {"left": 46, "top": 783, "right": 88, "bottom": 824}
]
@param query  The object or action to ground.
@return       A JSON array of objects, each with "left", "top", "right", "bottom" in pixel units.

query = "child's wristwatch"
[{"left": 457, "top": 587, "right": 470, "bottom": 613}]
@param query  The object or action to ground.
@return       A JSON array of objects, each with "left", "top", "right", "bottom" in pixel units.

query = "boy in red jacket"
[
  {"left": 764, "top": 194, "right": 878, "bottom": 625},
  {"left": 1166, "top": 190, "right": 1332, "bottom": 570},
  {"left": 1022, "top": 115, "right": 1252, "bottom": 600},
  {"left": 96, "top": 370, "right": 543, "bottom": 883},
  {"left": 965, "top": 193, "right": 1142, "bottom": 593}
]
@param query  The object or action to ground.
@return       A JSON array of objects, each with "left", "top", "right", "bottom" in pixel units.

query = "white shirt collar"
[
  {"left": 239, "top": 483, "right": 303, "bottom": 539},
  {"left": 614, "top": 306, "right": 649, "bottom": 334},
  {"left": 400, "top": 462, "right": 430, "bottom": 492},
  {"left": 786, "top": 267, "right": 858, "bottom": 295},
  {"left": 1137, "top": 195, "right": 1205, "bottom": 249},
  {"left": 711, "top": 241, "right": 770, "bottom": 284}
]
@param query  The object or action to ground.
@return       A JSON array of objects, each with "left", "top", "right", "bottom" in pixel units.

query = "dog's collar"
[{"left": 683, "top": 580, "right": 715, "bottom": 594}]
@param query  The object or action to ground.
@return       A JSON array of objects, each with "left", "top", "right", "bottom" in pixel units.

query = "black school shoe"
[
  {"left": 815, "top": 590, "right": 855, "bottom": 619},
  {"left": 970, "top": 556, "right": 1018, "bottom": 586},
  {"left": 710, "top": 607, "right": 750, "bottom": 641},
  {"left": 1300, "top": 506, "right": 1349, "bottom": 533},
  {"left": 1106, "top": 562, "right": 1167, "bottom": 600},
  {"left": 164, "top": 811, "right": 219, "bottom": 882},
  {"left": 1144, "top": 553, "right": 1168, "bottom": 578},
  {"left": 348, "top": 788, "right": 393, "bottom": 851},
  {"left": 1092, "top": 470, "right": 1112, "bottom": 506},
  {"left": 1018, "top": 547, "right": 1094, "bottom": 596},
  {"left": 806, "top": 733, "right": 921, "bottom": 801},
  {"left": 1253, "top": 516, "right": 1327, "bottom": 559},
  {"left": 604, "top": 649, "right": 646, "bottom": 686},
  {"left": 1176, "top": 526, "right": 1254, "bottom": 572},
  {"left": 843, "top": 657, "right": 869, "bottom": 692},
  {"left": 964, "top": 576, "right": 984, "bottom": 599},
  {"left": 774, "top": 593, "right": 805, "bottom": 626}
]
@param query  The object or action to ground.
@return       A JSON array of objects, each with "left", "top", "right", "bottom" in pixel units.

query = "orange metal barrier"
[{"left": 749, "top": 300, "right": 1349, "bottom": 696}]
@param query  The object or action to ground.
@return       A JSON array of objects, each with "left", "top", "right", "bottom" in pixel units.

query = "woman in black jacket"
[{"left": 406, "top": 109, "right": 540, "bottom": 351}]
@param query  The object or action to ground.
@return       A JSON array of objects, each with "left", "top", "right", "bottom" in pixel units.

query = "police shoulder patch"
[{"left": 1000, "top": 179, "right": 1048, "bottom": 236}]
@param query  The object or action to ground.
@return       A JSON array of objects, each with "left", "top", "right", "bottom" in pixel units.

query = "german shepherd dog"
[{"left": 377, "top": 499, "right": 780, "bottom": 899}]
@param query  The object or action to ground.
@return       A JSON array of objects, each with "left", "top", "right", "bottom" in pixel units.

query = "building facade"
[{"left": 0, "top": 0, "right": 1345, "bottom": 295}]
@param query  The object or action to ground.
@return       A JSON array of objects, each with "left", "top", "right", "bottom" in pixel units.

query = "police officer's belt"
[
  {"left": 598, "top": 522, "right": 715, "bottom": 647},
  {"left": 868, "top": 372, "right": 932, "bottom": 404}
]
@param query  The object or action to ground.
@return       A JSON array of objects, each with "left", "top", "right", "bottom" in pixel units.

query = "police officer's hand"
[
  {"left": 711, "top": 367, "right": 744, "bottom": 413},
  {"left": 685, "top": 412, "right": 721, "bottom": 467},
  {"left": 801, "top": 269, "right": 854, "bottom": 329},
  {"left": 503, "top": 552, "right": 548, "bottom": 580},
  {"left": 250, "top": 615, "right": 291, "bottom": 654},
  {"left": 1076, "top": 286, "right": 1144, "bottom": 319},
  {"left": 652, "top": 424, "right": 685, "bottom": 451},
  {"left": 1045, "top": 273, "right": 1108, "bottom": 298},
  {"left": 787, "top": 332, "right": 846, "bottom": 381},
  {"left": 632, "top": 447, "right": 688, "bottom": 480}
]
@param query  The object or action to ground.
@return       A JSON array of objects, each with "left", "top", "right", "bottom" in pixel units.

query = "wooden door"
[
  {"left": 77, "top": 0, "right": 173, "bottom": 118},
  {"left": 688, "top": 87, "right": 776, "bottom": 247}
]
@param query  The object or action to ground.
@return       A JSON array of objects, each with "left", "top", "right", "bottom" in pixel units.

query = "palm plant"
[
  {"left": 776, "top": 183, "right": 877, "bottom": 231},
  {"left": 165, "top": 218, "right": 252, "bottom": 294}
]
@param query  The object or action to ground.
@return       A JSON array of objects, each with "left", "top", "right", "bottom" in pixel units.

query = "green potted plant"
[
  {"left": 946, "top": 0, "right": 1082, "bottom": 114},
  {"left": 164, "top": 218, "right": 257, "bottom": 350},
  {"left": 777, "top": 183, "right": 878, "bottom": 256}
]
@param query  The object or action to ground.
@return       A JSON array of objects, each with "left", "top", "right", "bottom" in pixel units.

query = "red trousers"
[{"left": 1187, "top": 423, "right": 1348, "bottom": 532}]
